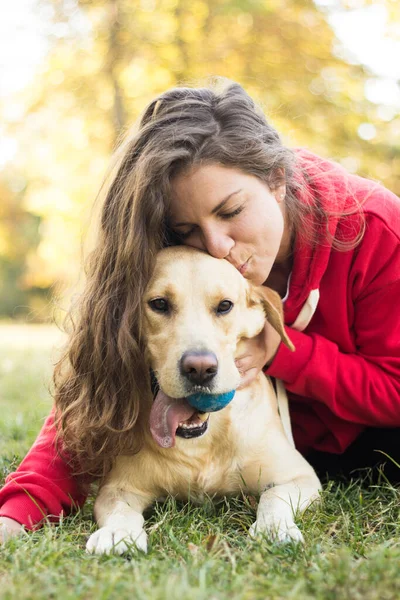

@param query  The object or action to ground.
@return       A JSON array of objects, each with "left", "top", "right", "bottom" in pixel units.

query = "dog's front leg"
[
  {"left": 86, "top": 486, "right": 153, "bottom": 555},
  {"left": 249, "top": 475, "right": 320, "bottom": 543}
]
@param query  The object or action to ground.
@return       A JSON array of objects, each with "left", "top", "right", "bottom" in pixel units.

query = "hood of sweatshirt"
[{"left": 284, "top": 148, "right": 368, "bottom": 325}]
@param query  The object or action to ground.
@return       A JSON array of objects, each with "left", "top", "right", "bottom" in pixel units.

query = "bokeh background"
[{"left": 1, "top": 0, "right": 399, "bottom": 323}]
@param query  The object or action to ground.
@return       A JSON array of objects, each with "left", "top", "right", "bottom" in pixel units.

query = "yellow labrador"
[{"left": 86, "top": 247, "right": 321, "bottom": 554}]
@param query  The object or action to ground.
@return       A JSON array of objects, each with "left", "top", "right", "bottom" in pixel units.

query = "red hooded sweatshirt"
[{"left": 1, "top": 149, "right": 400, "bottom": 529}]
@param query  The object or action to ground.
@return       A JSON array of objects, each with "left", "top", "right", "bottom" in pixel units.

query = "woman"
[{"left": 1, "top": 80, "right": 399, "bottom": 541}]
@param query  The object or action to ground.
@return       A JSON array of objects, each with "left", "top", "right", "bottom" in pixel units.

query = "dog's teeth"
[
  {"left": 178, "top": 416, "right": 209, "bottom": 430},
  {"left": 178, "top": 422, "right": 202, "bottom": 429},
  {"left": 197, "top": 412, "right": 209, "bottom": 422}
]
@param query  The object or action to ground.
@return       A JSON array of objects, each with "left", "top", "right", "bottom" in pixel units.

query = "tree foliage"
[{"left": 1, "top": 0, "right": 399, "bottom": 319}]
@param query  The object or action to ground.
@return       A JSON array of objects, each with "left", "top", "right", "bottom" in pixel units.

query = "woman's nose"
[{"left": 202, "top": 230, "right": 234, "bottom": 259}]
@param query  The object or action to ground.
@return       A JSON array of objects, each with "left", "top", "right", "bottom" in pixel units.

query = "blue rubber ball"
[{"left": 186, "top": 390, "right": 235, "bottom": 412}]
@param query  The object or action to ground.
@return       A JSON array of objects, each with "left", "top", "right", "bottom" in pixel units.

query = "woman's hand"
[
  {"left": 235, "top": 320, "right": 282, "bottom": 389},
  {"left": 0, "top": 516, "right": 24, "bottom": 543}
]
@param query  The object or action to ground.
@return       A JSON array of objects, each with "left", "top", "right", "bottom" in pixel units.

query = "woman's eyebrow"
[
  {"left": 211, "top": 189, "right": 242, "bottom": 214},
  {"left": 172, "top": 189, "right": 242, "bottom": 227}
]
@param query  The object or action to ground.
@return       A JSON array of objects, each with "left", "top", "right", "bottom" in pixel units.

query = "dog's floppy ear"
[{"left": 252, "top": 286, "right": 295, "bottom": 352}]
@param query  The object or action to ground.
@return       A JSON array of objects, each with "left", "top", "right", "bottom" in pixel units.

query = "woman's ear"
[
  {"left": 274, "top": 183, "right": 286, "bottom": 203},
  {"left": 255, "top": 286, "right": 294, "bottom": 351},
  {"left": 271, "top": 168, "right": 286, "bottom": 202}
]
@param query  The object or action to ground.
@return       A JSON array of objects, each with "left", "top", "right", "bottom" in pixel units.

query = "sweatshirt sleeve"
[
  {"left": 0, "top": 409, "right": 88, "bottom": 529},
  {"left": 266, "top": 216, "right": 400, "bottom": 427}
]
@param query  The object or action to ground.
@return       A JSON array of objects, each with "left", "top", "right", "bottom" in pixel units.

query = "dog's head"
[{"left": 143, "top": 246, "right": 293, "bottom": 448}]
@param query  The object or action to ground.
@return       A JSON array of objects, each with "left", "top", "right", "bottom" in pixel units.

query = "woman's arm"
[
  {"left": 0, "top": 409, "right": 88, "bottom": 531},
  {"left": 268, "top": 317, "right": 400, "bottom": 426},
  {"left": 267, "top": 218, "right": 400, "bottom": 427}
]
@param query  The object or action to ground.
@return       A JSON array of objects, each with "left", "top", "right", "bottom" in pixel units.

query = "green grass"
[{"left": 1, "top": 326, "right": 400, "bottom": 599}]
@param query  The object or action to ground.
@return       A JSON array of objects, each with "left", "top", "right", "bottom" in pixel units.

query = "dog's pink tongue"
[{"left": 150, "top": 390, "right": 196, "bottom": 448}]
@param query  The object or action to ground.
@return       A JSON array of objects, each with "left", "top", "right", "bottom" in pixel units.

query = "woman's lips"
[{"left": 238, "top": 258, "right": 250, "bottom": 275}]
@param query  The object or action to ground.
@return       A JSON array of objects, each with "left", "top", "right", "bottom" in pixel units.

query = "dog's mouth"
[
  {"left": 149, "top": 389, "right": 210, "bottom": 448},
  {"left": 176, "top": 411, "right": 209, "bottom": 439}
]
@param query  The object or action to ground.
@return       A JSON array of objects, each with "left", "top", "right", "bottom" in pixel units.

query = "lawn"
[{"left": 0, "top": 325, "right": 399, "bottom": 600}]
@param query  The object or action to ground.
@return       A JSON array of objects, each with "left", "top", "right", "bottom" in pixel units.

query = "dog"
[{"left": 86, "top": 246, "right": 321, "bottom": 554}]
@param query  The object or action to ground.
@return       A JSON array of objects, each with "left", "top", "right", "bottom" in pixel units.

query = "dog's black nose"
[{"left": 180, "top": 351, "right": 218, "bottom": 385}]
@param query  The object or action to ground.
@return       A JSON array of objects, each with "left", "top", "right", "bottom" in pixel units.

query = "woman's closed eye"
[
  {"left": 173, "top": 205, "right": 244, "bottom": 240},
  {"left": 219, "top": 206, "right": 244, "bottom": 220},
  {"left": 175, "top": 226, "right": 197, "bottom": 240}
]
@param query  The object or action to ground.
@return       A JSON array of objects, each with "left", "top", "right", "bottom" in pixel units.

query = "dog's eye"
[
  {"left": 148, "top": 298, "right": 169, "bottom": 313},
  {"left": 217, "top": 300, "right": 233, "bottom": 315}
]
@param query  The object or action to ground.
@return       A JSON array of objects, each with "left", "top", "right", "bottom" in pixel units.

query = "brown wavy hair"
[{"left": 54, "top": 78, "right": 365, "bottom": 477}]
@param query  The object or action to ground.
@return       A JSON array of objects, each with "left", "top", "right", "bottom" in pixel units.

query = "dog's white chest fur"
[{"left": 150, "top": 376, "right": 283, "bottom": 499}]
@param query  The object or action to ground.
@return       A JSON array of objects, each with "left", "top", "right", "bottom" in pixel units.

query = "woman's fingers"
[
  {"left": 234, "top": 320, "right": 283, "bottom": 389},
  {"left": 0, "top": 517, "right": 24, "bottom": 544},
  {"left": 237, "top": 367, "right": 260, "bottom": 390}
]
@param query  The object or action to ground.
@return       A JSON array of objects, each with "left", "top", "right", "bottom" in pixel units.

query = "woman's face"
[{"left": 169, "top": 163, "right": 290, "bottom": 286}]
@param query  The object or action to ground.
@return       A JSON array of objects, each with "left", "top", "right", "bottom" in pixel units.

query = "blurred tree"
[
  {"left": 0, "top": 0, "right": 399, "bottom": 318},
  {"left": 0, "top": 174, "right": 49, "bottom": 320}
]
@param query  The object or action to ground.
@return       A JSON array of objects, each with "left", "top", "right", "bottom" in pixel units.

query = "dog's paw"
[
  {"left": 249, "top": 518, "right": 304, "bottom": 544},
  {"left": 86, "top": 526, "right": 148, "bottom": 555}
]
